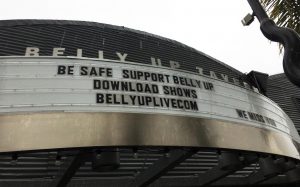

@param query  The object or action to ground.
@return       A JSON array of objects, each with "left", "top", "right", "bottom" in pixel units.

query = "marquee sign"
[
  {"left": 24, "top": 47, "right": 258, "bottom": 91},
  {"left": 0, "top": 57, "right": 292, "bottom": 136}
]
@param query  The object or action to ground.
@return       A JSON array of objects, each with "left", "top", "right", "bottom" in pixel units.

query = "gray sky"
[{"left": 1, "top": 0, "right": 284, "bottom": 75}]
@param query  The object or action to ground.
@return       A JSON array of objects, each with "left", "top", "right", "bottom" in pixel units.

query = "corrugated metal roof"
[
  {"left": 267, "top": 73, "right": 300, "bottom": 140},
  {"left": 0, "top": 19, "right": 244, "bottom": 78}
]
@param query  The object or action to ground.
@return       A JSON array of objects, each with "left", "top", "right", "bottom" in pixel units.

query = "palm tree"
[
  {"left": 259, "top": 0, "right": 300, "bottom": 52},
  {"left": 260, "top": 0, "right": 300, "bottom": 34}
]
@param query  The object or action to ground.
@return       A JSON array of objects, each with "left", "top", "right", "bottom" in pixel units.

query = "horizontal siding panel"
[{"left": 267, "top": 74, "right": 300, "bottom": 134}]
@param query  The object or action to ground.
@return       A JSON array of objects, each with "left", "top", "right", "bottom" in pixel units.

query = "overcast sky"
[{"left": 1, "top": 0, "right": 284, "bottom": 75}]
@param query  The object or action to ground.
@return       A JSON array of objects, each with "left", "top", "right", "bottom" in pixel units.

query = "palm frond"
[
  {"left": 260, "top": 0, "right": 300, "bottom": 34},
  {"left": 260, "top": 0, "right": 300, "bottom": 52}
]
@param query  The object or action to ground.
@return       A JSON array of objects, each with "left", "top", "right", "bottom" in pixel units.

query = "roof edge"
[{"left": 0, "top": 19, "right": 243, "bottom": 75}]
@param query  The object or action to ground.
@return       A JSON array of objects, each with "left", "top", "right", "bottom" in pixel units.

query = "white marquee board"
[{"left": 0, "top": 57, "right": 293, "bottom": 136}]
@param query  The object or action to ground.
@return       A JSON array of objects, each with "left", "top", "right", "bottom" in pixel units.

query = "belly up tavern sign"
[{"left": 0, "top": 47, "right": 293, "bottom": 137}]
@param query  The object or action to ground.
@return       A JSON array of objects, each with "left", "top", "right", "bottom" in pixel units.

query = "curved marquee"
[{"left": 0, "top": 57, "right": 299, "bottom": 159}]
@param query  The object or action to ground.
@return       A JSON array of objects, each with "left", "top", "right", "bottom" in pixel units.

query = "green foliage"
[
  {"left": 260, "top": 0, "right": 300, "bottom": 52},
  {"left": 260, "top": 0, "right": 300, "bottom": 34}
]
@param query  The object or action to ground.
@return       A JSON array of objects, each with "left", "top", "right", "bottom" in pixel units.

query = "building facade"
[
  {"left": 267, "top": 73, "right": 300, "bottom": 133},
  {"left": 0, "top": 20, "right": 299, "bottom": 186}
]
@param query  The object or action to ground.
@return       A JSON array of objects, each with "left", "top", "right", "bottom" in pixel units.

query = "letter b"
[
  {"left": 57, "top": 65, "right": 66, "bottom": 75},
  {"left": 25, "top": 47, "right": 39, "bottom": 56},
  {"left": 96, "top": 93, "right": 105, "bottom": 103}
]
